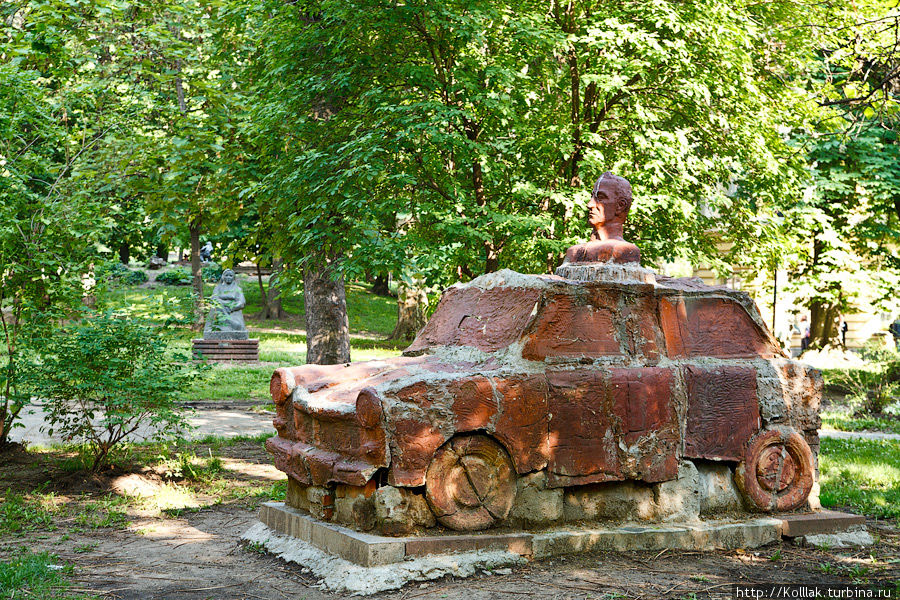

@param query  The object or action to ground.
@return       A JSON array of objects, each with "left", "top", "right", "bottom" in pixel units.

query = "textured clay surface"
[{"left": 684, "top": 366, "right": 761, "bottom": 461}]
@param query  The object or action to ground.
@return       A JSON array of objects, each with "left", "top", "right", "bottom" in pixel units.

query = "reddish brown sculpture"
[
  {"left": 564, "top": 172, "right": 641, "bottom": 264},
  {"left": 266, "top": 176, "right": 823, "bottom": 535}
]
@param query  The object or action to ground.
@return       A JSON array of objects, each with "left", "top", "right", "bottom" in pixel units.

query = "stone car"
[{"left": 265, "top": 268, "right": 822, "bottom": 534}]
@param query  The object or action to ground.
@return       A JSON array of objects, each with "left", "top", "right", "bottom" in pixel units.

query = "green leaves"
[{"left": 34, "top": 313, "right": 201, "bottom": 471}]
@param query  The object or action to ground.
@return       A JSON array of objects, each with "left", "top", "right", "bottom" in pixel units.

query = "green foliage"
[
  {"left": 819, "top": 437, "right": 900, "bottom": 521},
  {"left": 246, "top": 0, "right": 824, "bottom": 289},
  {"left": 156, "top": 267, "right": 194, "bottom": 286},
  {"left": 97, "top": 261, "right": 148, "bottom": 286},
  {"left": 0, "top": 62, "right": 107, "bottom": 445},
  {"left": 202, "top": 262, "right": 224, "bottom": 283},
  {"left": 32, "top": 313, "right": 200, "bottom": 471},
  {"left": 828, "top": 345, "right": 900, "bottom": 415}
]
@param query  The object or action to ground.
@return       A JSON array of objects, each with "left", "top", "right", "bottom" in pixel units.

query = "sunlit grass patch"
[
  {"left": 0, "top": 548, "right": 95, "bottom": 600},
  {"left": 819, "top": 437, "right": 900, "bottom": 521},
  {"left": 137, "top": 483, "right": 198, "bottom": 513}
]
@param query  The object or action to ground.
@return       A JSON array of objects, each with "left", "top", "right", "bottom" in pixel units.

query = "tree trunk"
[
  {"left": 303, "top": 261, "right": 350, "bottom": 365},
  {"left": 809, "top": 300, "right": 839, "bottom": 350},
  {"left": 389, "top": 283, "right": 427, "bottom": 342},
  {"left": 118, "top": 242, "right": 130, "bottom": 265},
  {"left": 264, "top": 259, "right": 286, "bottom": 319},
  {"left": 189, "top": 216, "right": 204, "bottom": 331},
  {"left": 371, "top": 274, "right": 391, "bottom": 297},
  {"left": 155, "top": 242, "right": 168, "bottom": 260}
]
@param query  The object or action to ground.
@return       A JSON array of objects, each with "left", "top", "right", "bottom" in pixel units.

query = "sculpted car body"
[{"left": 266, "top": 269, "right": 821, "bottom": 530}]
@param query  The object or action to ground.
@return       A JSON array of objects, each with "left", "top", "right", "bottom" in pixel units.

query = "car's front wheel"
[
  {"left": 425, "top": 434, "right": 517, "bottom": 531},
  {"left": 735, "top": 427, "right": 814, "bottom": 512}
]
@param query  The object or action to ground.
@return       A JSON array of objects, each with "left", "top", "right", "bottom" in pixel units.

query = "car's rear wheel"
[
  {"left": 735, "top": 427, "right": 814, "bottom": 512},
  {"left": 425, "top": 434, "right": 517, "bottom": 531}
]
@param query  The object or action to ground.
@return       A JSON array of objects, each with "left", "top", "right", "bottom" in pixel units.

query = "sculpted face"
[
  {"left": 587, "top": 178, "right": 621, "bottom": 229},
  {"left": 222, "top": 270, "right": 235, "bottom": 284}
]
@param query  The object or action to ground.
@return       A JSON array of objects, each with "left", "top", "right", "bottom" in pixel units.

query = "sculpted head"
[
  {"left": 588, "top": 172, "right": 632, "bottom": 233},
  {"left": 220, "top": 269, "right": 236, "bottom": 285}
]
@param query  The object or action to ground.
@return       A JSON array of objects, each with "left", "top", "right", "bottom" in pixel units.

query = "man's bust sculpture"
[{"left": 563, "top": 172, "right": 641, "bottom": 265}]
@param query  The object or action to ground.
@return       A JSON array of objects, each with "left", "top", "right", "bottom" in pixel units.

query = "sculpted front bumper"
[{"left": 266, "top": 366, "right": 390, "bottom": 487}]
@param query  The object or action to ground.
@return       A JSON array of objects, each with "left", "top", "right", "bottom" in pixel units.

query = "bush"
[
  {"left": 96, "top": 261, "right": 148, "bottom": 286},
  {"left": 830, "top": 343, "right": 900, "bottom": 416},
  {"left": 33, "top": 313, "right": 201, "bottom": 471},
  {"left": 202, "top": 262, "right": 224, "bottom": 283},
  {"left": 156, "top": 267, "right": 193, "bottom": 286}
]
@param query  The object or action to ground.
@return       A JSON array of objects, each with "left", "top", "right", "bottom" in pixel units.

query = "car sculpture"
[{"left": 266, "top": 173, "right": 822, "bottom": 534}]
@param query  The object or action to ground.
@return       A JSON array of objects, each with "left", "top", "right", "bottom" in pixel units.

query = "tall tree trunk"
[
  {"left": 118, "top": 242, "right": 130, "bottom": 265},
  {"left": 304, "top": 260, "right": 350, "bottom": 365},
  {"left": 155, "top": 242, "right": 168, "bottom": 260},
  {"left": 264, "top": 259, "right": 286, "bottom": 319},
  {"left": 809, "top": 301, "right": 840, "bottom": 350},
  {"left": 371, "top": 273, "right": 391, "bottom": 297},
  {"left": 389, "top": 282, "right": 427, "bottom": 342},
  {"left": 189, "top": 216, "right": 203, "bottom": 331}
]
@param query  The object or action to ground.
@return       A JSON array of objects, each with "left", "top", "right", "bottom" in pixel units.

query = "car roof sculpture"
[{"left": 266, "top": 173, "right": 822, "bottom": 535}]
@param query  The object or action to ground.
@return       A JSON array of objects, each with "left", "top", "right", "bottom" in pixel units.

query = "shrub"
[
  {"left": 830, "top": 343, "right": 900, "bottom": 415},
  {"left": 202, "top": 262, "right": 224, "bottom": 283},
  {"left": 33, "top": 313, "right": 201, "bottom": 471},
  {"left": 156, "top": 267, "right": 193, "bottom": 286},
  {"left": 96, "top": 261, "right": 148, "bottom": 286}
]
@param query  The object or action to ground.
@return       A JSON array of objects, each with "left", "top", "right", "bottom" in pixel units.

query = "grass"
[
  {"left": 0, "top": 548, "right": 97, "bottom": 600},
  {"left": 0, "top": 491, "right": 60, "bottom": 536},
  {"left": 819, "top": 437, "right": 900, "bottom": 521},
  {"left": 821, "top": 409, "right": 900, "bottom": 435}
]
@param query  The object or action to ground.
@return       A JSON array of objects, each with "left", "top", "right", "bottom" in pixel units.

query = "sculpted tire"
[
  {"left": 735, "top": 428, "right": 814, "bottom": 512},
  {"left": 425, "top": 434, "right": 516, "bottom": 531}
]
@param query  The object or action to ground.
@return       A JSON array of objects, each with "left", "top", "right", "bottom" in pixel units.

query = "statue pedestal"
[
  {"left": 192, "top": 338, "right": 259, "bottom": 362},
  {"left": 555, "top": 261, "right": 656, "bottom": 284}
]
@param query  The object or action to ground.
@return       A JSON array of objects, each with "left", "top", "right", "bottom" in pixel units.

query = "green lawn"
[
  {"left": 94, "top": 273, "right": 405, "bottom": 403},
  {"left": 819, "top": 437, "right": 900, "bottom": 521}
]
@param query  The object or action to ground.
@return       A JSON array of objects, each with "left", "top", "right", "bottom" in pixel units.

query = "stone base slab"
[
  {"left": 780, "top": 510, "right": 866, "bottom": 537},
  {"left": 192, "top": 338, "right": 259, "bottom": 362},
  {"left": 257, "top": 502, "right": 866, "bottom": 567}
]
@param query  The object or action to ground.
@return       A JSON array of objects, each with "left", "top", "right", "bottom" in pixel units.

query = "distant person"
[
  {"left": 799, "top": 315, "right": 810, "bottom": 351},
  {"left": 890, "top": 317, "right": 900, "bottom": 351},
  {"left": 840, "top": 318, "right": 848, "bottom": 349},
  {"left": 200, "top": 241, "right": 213, "bottom": 263}
]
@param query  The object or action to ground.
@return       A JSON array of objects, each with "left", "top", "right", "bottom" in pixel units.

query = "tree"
[
  {"left": 0, "top": 64, "right": 107, "bottom": 445},
  {"left": 246, "top": 0, "right": 827, "bottom": 293}
]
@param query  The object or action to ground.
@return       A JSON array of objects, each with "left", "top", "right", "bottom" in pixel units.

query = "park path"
[
  {"left": 10, "top": 402, "right": 273, "bottom": 447},
  {"left": 10, "top": 402, "right": 900, "bottom": 446}
]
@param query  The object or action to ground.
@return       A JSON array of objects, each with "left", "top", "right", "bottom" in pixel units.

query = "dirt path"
[{"left": 29, "top": 511, "right": 900, "bottom": 600}]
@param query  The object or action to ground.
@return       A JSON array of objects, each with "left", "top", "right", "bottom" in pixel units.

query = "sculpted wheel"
[
  {"left": 425, "top": 434, "right": 516, "bottom": 531},
  {"left": 735, "top": 428, "right": 814, "bottom": 512}
]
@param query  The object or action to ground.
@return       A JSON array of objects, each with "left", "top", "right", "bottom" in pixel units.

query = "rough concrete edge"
[
  {"left": 242, "top": 522, "right": 526, "bottom": 596},
  {"left": 798, "top": 526, "right": 875, "bottom": 549},
  {"left": 531, "top": 518, "right": 783, "bottom": 558}
]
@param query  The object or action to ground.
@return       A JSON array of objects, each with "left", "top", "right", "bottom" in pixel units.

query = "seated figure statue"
[
  {"left": 203, "top": 268, "right": 248, "bottom": 340},
  {"left": 563, "top": 172, "right": 641, "bottom": 265}
]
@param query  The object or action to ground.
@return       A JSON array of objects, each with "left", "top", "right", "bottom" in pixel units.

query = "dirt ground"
[{"left": 2, "top": 442, "right": 898, "bottom": 600}]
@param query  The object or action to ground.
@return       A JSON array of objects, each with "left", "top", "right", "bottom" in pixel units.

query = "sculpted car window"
[
  {"left": 521, "top": 292, "right": 622, "bottom": 360},
  {"left": 405, "top": 286, "right": 543, "bottom": 354}
]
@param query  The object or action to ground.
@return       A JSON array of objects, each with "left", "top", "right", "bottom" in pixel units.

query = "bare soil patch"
[{"left": 2, "top": 443, "right": 897, "bottom": 599}]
